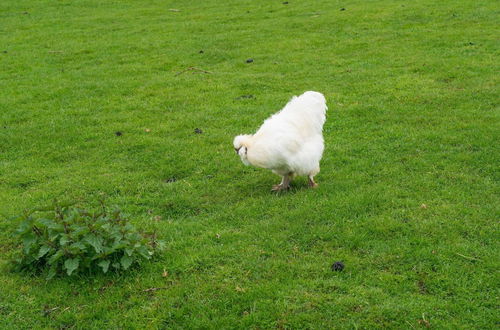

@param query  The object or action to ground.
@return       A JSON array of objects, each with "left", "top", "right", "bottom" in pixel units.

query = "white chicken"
[{"left": 233, "top": 91, "right": 328, "bottom": 191}]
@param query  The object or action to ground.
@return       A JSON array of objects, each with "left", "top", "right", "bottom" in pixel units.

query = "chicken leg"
[
  {"left": 272, "top": 174, "right": 291, "bottom": 191},
  {"left": 308, "top": 175, "right": 318, "bottom": 188}
]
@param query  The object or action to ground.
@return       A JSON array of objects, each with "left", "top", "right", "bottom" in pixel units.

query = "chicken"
[{"left": 233, "top": 91, "right": 328, "bottom": 191}]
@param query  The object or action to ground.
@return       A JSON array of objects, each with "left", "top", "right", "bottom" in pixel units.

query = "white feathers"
[{"left": 233, "top": 91, "right": 327, "bottom": 183}]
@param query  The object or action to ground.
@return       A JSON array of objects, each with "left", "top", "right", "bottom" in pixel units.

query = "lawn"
[{"left": 0, "top": 0, "right": 498, "bottom": 328}]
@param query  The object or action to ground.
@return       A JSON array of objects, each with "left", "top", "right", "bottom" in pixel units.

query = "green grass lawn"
[{"left": 1, "top": 0, "right": 499, "bottom": 328}]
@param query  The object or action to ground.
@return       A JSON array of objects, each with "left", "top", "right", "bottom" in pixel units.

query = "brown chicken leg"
[
  {"left": 308, "top": 175, "right": 318, "bottom": 188},
  {"left": 272, "top": 173, "right": 291, "bottom": 191}
]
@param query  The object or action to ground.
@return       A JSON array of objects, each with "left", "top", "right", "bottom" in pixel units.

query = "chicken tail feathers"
[{"left": 279, "top": 91, "right": 327, "bottom": 130}]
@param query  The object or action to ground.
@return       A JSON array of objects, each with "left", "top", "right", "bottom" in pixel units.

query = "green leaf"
[
  {"left": 120, "top": 255, "right": 133, "bottom": 270},
  {"left": 64, "top": 258, "right": 79, "bottom": 276},
  {"left": 125, "top": 247, "right": 133, "bottom": 256},
  {"left": 102, "top": 246, "right": 116, "bottom": 255},
  {"left": 85, "top": 234, "right": 103, "bottom": 253},
  {"left": 112, "top": 241, "right": 127, "bottom": 250},
  {"left": 48, "top": 232, "right": 60, "bottom": 242},
  {"left": 37, "top": 218, "right": 56, "bottom": 228},
  {"left": 23, "top": 234, "right": 37, "bottom": 253},
  {"left": 59, "top": 235, "right": 70, "bottom": 246},
  {"left": 36, "top": 245, "right": 51, "bottom": 260},
  {"left": 97, "top": 260, "right": 110, "bottom": 273},
  {"left": 71, "top": 241, "right": 86, "bottom": 251},
  {"left": 48, "top": 250, "right": 64, "bottom": 264},
  {"left": 46, "top": 265, "right": 57, "bottom": 280},
  {"left": 136, "top": 246, "right": 152, "bottom": 260},
  {"left": 72, "top": 226, "right": 89, "bottom": 237},
  {"left": 38, "top": 218, "right": 63, "bottom": 230},
  {"left": 16, "top": 220, "right": 33, "bottom": 235}
]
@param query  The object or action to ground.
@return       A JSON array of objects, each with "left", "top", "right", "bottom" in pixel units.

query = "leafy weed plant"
[{"left": 15, "top": 203, "right": 163, "bottom": 279}]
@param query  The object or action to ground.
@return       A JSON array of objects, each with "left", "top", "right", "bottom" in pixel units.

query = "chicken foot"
[
  {"left": 308, "top": 175, "right": 318, "bottom": 188},
  {"left": 272, "top": 174, "right": 292, "bottom": 192}
]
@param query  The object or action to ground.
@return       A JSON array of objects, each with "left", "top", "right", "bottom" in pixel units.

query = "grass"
[{"left": 0, "top": 0, "right": 498, "bottom": 328}]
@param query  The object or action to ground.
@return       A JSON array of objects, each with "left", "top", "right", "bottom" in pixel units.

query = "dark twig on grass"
[
  {"left": 142, "top": 287, "right": 167, "bottom": 293},
  {"left": 44, "top": 306, "right": 70, "bottom": 316},
  {"left": 455, "top": 252, "right": 482, "bottom": 262},
  {"left": 43, "top": 306, "right": 60, "bottom": 316},
  {"left": 175, "top": 67, "right": 212, "bottom": 76},
  {"left": 235, "top": 94, "right": 255, "bottom": 100}
]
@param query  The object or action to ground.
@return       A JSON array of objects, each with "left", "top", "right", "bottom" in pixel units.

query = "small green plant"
[{"left": 14, "top": 202, "right": 163, "bottom": 279}]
